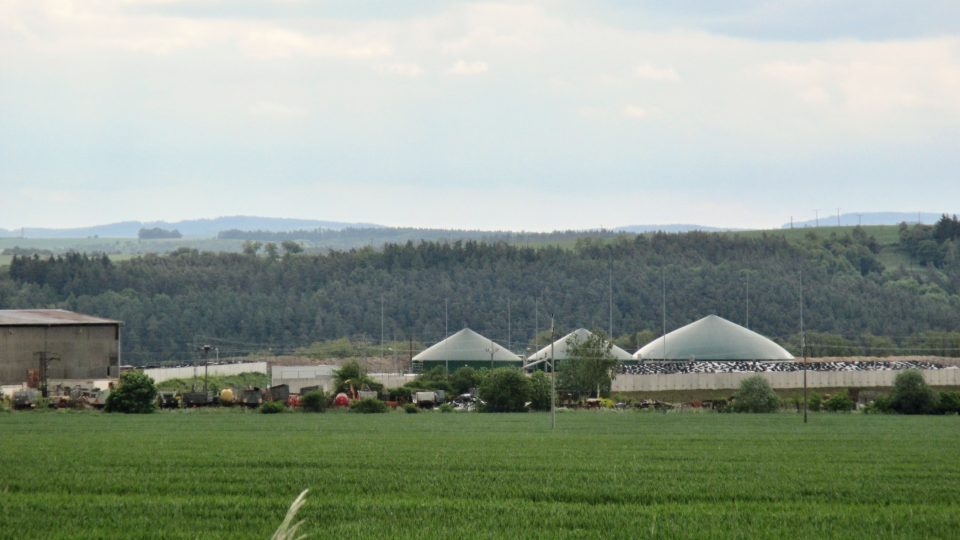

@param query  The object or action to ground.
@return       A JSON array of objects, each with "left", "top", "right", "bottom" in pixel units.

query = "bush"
[
  {"left": 824, "top": 390, "right": 855, "bottom": 412},
  {"left": 439, "top": 403, "right": 454, "bottom": 413},
  {"left": 808, "top": 393, "right": 822, "bottom": 412},
  {"left": 300, "top": 390, "right": 328, "bottom": 413},
  {"left": 260, "top": 401, "right": 286, "bottom": 414},
  {"left": 891, "top": 369, "right": 938, "bottom": 414},
  {"left": 477, "top": 367, "right": 530, "bottom": 413},
  {"left": 388, "top": 387, "right": 413, "bottom": 403},
  {"left": 936, "top": 391, "right": 960, "bottom": 414},
  {"left": 104, "top": 372, "right": 157, "bottom": 414},
  {"left": 528, "top": 371, "right": 552, "bottom": 411},
  {"left": 350, "top": 398, "right": 388, "bottom": 414},
  {"left": 403, "top": 403, "right": 419, "bottom": 414},
  {"left": 449, "top": 367, "right": 480, "bottom": 395},
  {"left": 732, "top": 375, "right": 780, "bottom": 413},
  {"left": 864, "top": 395, "right": 894, "bottom": 414}
]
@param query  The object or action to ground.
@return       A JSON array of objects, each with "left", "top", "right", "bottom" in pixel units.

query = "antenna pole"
[
  {"left": 608, "top": 266, "right": 613, "bottom": 339},
  {"left": 800, "top": 270, "right": 807, "bottom": 424},
  {"left": 745, "top": 273, "right": 750, "bottom": 329},
  {"left": 507, "top": 298, "right": 512, "bottom": 352},
  {"left": 661, "top": 268, "right": 667, "bottom": 359},
  {"left": 444, "top": 297, "right": 448, "bottom": 338},
  {"left": 380, "top": 294, "right": 385, "bottom": 362},
  {"left": 550, "top": 318, "right": 556, "bottom": 430}
]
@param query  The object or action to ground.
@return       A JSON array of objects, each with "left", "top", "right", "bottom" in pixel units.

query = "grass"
[{"left": 1, "top": 411, "right": 958, "bottom": 539}]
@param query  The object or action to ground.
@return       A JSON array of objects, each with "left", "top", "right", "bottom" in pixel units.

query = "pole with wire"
[
  {"left": 550, "top": 318, "right": 556, "bottom": 431},
  {"left": 800, "top": 270, "right": 807, "bottom": 424}
]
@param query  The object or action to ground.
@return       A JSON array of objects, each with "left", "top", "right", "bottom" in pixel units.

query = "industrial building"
[
  {"left": 634, "top": 314, "right": 794, "bottom": 361},
  {"left": 525, "top": 328, "right": 633, "bottom": 368},
  {"left": 413, "top": 328, "right": 521, "bottom": 372},
  {"left": 0, "top": 309, "right": 122, "bottom": 385}
]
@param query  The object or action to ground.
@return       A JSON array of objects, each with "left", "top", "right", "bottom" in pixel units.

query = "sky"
[{"left": 1, "top": 0, "right": 959, "bottom": 231}]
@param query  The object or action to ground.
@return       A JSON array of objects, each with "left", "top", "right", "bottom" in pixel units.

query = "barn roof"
[
  {"left": 0, "top": 309, "right": 121, "bottom": 326},
  {"left": 635, "top": 314, "right": 793, "bottom": 360},
  {"left": 413, "top": 328, "right": 520, "bottom": 362},
  {"left": 526, "top": 328, "right": 633, "bottom": 366}
]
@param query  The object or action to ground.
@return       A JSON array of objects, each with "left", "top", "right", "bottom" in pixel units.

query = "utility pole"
[
  {"left": 745, "top": 273, "right": 750, "bottom": 329},
  {"left": 661, "top": 268, "right": 667, "bottom": 359},
  {"left": 608, "top": 266, "right": 613, "bottom": 339},
  {"left": 814, "top": 209, "right": 820, "bottom": 228},
  {"left": 836, "top": 208, "right": 841, "bottom": 226},
  {"left": 380, "top": 294, "right": 385, "bottom": 362},
  {"left": 35, "top": 351, "right": 59, "bottom": 398},
  {"left": 790, "top": 216, "right": 794, "bottom": 229},
  {"left": 800, "top": 270, "right": 807, "bottom": 424},
  {"left": 550, "top": 318, "right": 556, "bottom": 431},
  {"left": 444, "top": 297, "right": 449, "bottom": 338},
  {"left": 507, "top": 298, "right": 512, "bottom": 353}
]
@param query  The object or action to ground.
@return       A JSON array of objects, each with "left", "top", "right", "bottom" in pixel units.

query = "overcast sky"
[{"left": 1, "top": 1, "right": 959, "bottom": 230}]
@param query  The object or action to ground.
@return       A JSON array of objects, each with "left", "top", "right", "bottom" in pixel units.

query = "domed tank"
[
  {"left": 334, "top": 392, "right": 351, "bottom": 407},
  {"left": 219, "top": 388, "right": 235, "bottom": 405}
]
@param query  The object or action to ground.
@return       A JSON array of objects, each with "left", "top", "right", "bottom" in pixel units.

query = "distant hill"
[
  {"left": 615, "top": 224, "right": 741, "bottom": 233},
  {"left": 0, "top": 216, "right": 382, "bottom": 239},
  {"left": 782, "top": 212, "right": 949, "bottom": 229}
]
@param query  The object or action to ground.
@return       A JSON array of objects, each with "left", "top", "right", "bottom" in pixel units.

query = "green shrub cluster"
[
  {"left": 104, "top": 372, "right": 157, "bottom": 414},
  {"left": 439, "top": 403, "right": 454, "bottom": 413},
  {"left": 301, "top": 390, "right": 328, "bottom": 413},
  {"left": 403, "top": 403, "right": 419, "bottom": 414},
  {"left": 478, "top": 368, "right": 529, "bottom": 412},
  {"left": 260, "top": 401, "right": 286, "bottom": 414},
  {"left": 732, "top": 375, "right": 780, "bottom": 413},
  {"left": 824, "top": 391, "right": 855, "bottom": 412},
  {"left": 350, "top": 398, "right": 388, "bottom": 414}
]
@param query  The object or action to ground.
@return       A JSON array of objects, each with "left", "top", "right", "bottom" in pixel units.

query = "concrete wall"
[
  {"left": 0, "top": 324, "right": 119, "bottom": 384},
  {"left": 143, "top": 361, "right": 268, "bottom": 384},
  {"left": 611, "top": 368, "right": 960, "bottom": 393}
]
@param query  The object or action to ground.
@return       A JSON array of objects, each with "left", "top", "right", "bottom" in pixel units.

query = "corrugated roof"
[
  {"left": 526, "top": 328, "right": 633, "bottom": 366},
  {"left": 0, "top": 309, "right": 121, "bottom": 326},
  {"left": 414, "top": 328, "right": 520, "bottom": 362},
  {"left": 635, "top": 314, "right": 793, "bottom": 360}
]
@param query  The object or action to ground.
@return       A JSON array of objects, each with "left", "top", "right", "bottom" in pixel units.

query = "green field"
[{"left": 1, "top": 411, "right": 958, "bottom": 539}]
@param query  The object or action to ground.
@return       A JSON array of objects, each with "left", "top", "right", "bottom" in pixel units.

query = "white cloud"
[
  {"left": 378, "top": 62, "right": 424, "bottom": 77},
  {"left": 634, "top": 64, "right": 680, "bottom": 82},
  {"left": 447, "top": 59, "right": 489, "bottom": 76},
  {"left": 622, "top": 105, "right": 649, "bottom": 119},
  {"left": 248, "top": 101, "right": 307, "bottom": 119}
]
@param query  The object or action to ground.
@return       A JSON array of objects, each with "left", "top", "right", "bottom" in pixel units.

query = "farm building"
[
  {"left": 0, "top": 309, "right": 122, "bottom": 385},
  {"left": 525, "top": 328, "right": 633, "bottom": 368},
  {"left": 413, "top": 328, "right": 521, "bottom": 372},
  {"left": 634, "top": 314, "right": 794, "bottom": 361}
]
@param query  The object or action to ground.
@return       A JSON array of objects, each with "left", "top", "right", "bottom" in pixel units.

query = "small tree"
[
  {"left": 350, "top": 398, "right": 388, "bottom": 413},
  {"left": 732, "top": 375, "right": 780, "bottom": 413},
  {"left": 333, "top": 360, "right": 382, "bottom": 394},
  {"left": 891, "top": 369, "right": 938, "bottom": 414},
  {"left": 104, "top": 371, "right": 157, "bottom": 413},
  {"left": 449, "top": 367, "right": 480, "bottom": 395},
  {"left": 558, "top": 330, "right": 621, "bottom": 399},
  {"left": 477, "top": 367, "right": 529, "bottom": 412},
  {"left": 824, "top": 390, "right": 855, "bottom": 412},
  {"left": 301, "top": 390, "right": 328, "bottom": 412},
  {"left": 809, "top": 393, "right": 823, "bottom": 412},
  {"left": 528, "top": 371, "right": 552, "bottom": 411}
]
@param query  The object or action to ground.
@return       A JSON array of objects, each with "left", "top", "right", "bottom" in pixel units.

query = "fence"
[
  {"left": 611, "top": 368, "right": 960, "bottom": 393},
  {"left": 142, "top": 362, "right": 268, "bottom": 384}
]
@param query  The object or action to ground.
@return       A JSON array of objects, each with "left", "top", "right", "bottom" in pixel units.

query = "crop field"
[{"left": 1, "top": 411, "right": 958, "bottom": 539}]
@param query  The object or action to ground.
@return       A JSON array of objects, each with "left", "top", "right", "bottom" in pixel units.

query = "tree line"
[{"left": 2, "top": 225, "right": 960, "bottom": 363}]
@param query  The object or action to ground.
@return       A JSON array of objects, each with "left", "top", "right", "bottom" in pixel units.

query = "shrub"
[
  {"left": 864, "top": 395, "right": 894, "bottom": 414},
  {"left": 439, "top": 403, "right": 454, "bottom": 413},
  {"left": 808, "top": 393, "right": 822, "bottom": 412},
  {"left": 301, "top": 390, "right": 328, "bottom": 413},
  {"left": 260, "top": 401, "right": 286, "bottom": 414},
  {"left": 350, "top": 398, "right": 388, "bottom": 414},
  {"left": 824, "top": 391, "right": 855, "bottom": 412},
  {"left": 528, "top": 371, "right": 552, "bottom": 411},
  {"left": 936, "top": 391, "right": 960, "bottom": 414},
  {"left": 732, "top": 375, "right": 780, "bottom": 413},
  {"left": 477, "top": 367, "right": 530, "bottom": 413},
  {"left": 104, "top": 372, "right": 157, "bottom": 414},
  {"left": 403, "top": 403, "right": 419, "bottom": 414},
  {"left": 388, "top": 387, "right": 413, "bottom": 403},
  {"left": 449, "top": 367, "right": 480, "bottom": 395},
  {"left": 891, "top": 369, "right": 938, "bottom": 414}
]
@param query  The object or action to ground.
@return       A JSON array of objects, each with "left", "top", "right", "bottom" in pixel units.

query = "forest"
[{"left": 2, "top": 218, "right": 960, "bottom": 364}]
